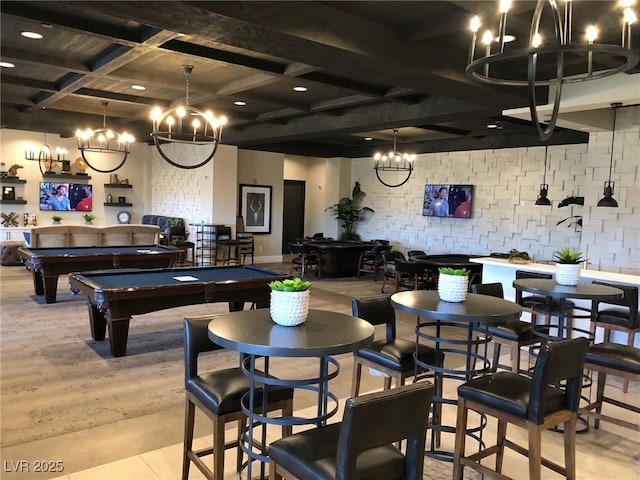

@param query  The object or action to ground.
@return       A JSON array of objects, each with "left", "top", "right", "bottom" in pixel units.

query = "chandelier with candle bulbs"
[
  {"left": 150, "top": 65, "right": 227, "bottom": 169},
  {"left": 373, "top": 128, "right": 415, "bottom": 188},
  {"left": 465, "top": 0, "right": 638, "bottom": 141}
]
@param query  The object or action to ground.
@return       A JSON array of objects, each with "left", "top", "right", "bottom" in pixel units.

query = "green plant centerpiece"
[
  {"left": 553, "top": 247, "right": 583, "bottom": 286},
  {"left": 52, "top": 215, "right": 62, "bottom": 224},
  {"left": 325, "top": 182, "right": 374, "bottom": 240},
  {"left": 507, "top": 249, "right": 531, "bottom": 264},
  {"left": 269, "top": 278, "right": 312, "bottom": 326},
  {"left": 82, "top": 213, "right": 95, "bottom": 224},
  {"left": 437, "top": 267, "right": 470, "bottom": 302}
]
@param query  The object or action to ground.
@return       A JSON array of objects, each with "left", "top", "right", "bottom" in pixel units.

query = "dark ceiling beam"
[
  {"left": 73, "top": 88, "right": 166, "bottom": 106},
  {"left": 80, "top": 1, "right": 528, "bottom": 109},
  {"left": 1, "top": 75, "right": 57, "bottom": 92},
  {"left": 0, "top": 47, "right": 90, "bottom": 73}
]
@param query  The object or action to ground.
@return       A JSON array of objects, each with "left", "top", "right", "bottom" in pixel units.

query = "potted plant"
[
  {"left": 554, "top": 247, "right": 583, "bottom": 286},
  {"left": 52, "top": 215, "right": 62, "bottom": 225},
  {"left": 269, "top": 278, "right": 312, "bottom": 326},
  {"left": 82, "top": 213, "right": 95, "bottom": 225},
  {"left": 507, "top": 249, "right": 531, "bottom": 264},
  {"left": 325, "top": 182, "right": 374, "bottom": 240},
  {"left": 437, "top": 267, "right": 470, "bottom": 302}
]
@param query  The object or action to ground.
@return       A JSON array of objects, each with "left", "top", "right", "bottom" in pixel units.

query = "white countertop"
[{"left": 471, "top": 257, "right": 640, "bottom": 286}]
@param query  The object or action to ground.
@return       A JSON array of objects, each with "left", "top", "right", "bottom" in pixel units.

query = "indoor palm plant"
[
  {"left": 554, "top": 247, "right": 583, "bottom": 286},
  {"left": 325, "top": 182, "right": 374, "bottom": 240},
  {"left": 437, "top": 267, "right": 470, "bottom": 302},
  {"left": 269, "top": 278, "right": 312, "bottom": 326}
]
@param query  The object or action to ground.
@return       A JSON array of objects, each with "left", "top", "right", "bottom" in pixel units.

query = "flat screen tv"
[
  {"left": 39, "top": 182, "right": 93, "bottom": 212},
  {"left": 422, "top": 184, "right": 473, "bottom": 218}
]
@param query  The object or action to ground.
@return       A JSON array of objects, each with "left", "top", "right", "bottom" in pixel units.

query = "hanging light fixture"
[
  {"left": 76, "top": 101, "right": 134, "bottom": 173},
  {"left": 535, "top": 145, "right": 552, "bottom": 206},
  {"left": 150, "top": 65, "right": 227, "bottom": 169},
  {"left": 373, "top": 128, "right": 415, "bottom": 188},
  {"left": 465, "top": 0, "right": 638, "bottom": 141},
  {"left": 597, "top": 102, "right": 622, "bottom": 207}
]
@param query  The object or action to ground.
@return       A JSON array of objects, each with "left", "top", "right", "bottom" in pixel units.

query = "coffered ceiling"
[{"left": 1, "top": 1, "right": 637, "bottom": 158}]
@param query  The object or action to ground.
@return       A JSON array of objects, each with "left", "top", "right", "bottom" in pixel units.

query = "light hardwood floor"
[{"left": 1, "top": 260, "right": 638, "bottom": 479}]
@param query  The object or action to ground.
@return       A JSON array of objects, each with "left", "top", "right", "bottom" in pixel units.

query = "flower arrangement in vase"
[
  {"left": 269, "top": 278, "right": 312, "bottom": 326},
  {"left": 553, "top": 247, "right": 583, "bottom": 286},
  {"left": 437, "top": 267, "right": 470, "bottom": 302}
]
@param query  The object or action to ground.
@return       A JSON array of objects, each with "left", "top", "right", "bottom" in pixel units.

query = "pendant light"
[
  {"left": 597, "top": 103, "right": 621, "bottom": 208},
  {"left": 534, "top": 145, "right": 551, "bottom": 206}
]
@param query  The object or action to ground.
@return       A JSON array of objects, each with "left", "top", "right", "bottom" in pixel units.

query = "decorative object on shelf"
[
  {"left": 117, "top": 211, "right": 131, "bottom": 224},
  {"left": 82, "top": 214, "right": 95, "bottom": 225},
  {"left": 106, "top": 192, "right": 113, "bottom": 203},
  {"left": 2, "top": 186, "right": 15, "bottom": 201},
  {"left": 150, "top": 65, "right": 227, "bottom": 169},
  {"left": 554, "top": 247, "right": 583, "bottom": 286},
  {"left": 325, "top": 181, "right": 374, "bottom": 240},
  {"left": 0, "top": 162, "right": 7, "bottom": 179},
  {"left": 120, "top": 178, "right": 129, "bottom": 185},
  {"left": 56, "top": 148, "right": 70, "bottom": 174},
  {"left": 7, "top": 164, "right": 23, "bottom": 178},
  {"left": 269, "top": 278, "right": 312, "bottom": 326},
  {"left": 507, "top": 249, "right": 531, "bottom": 264},
  {"left": 373, "top": 128, "right": 415, "bottom": 188},
  {"left": 24, "top": 213, "right": 38, "bottom": 227},
  {"left": 118, "top": 196, "right": 126, "bottom": 204},
  {"left": 465, "top": 1, "right": 639, "bottom": 141},
  {"left": 52, "top": 215, "right": 62, "bottom": 225},
  {"left": 76, "top": 101, "right": 134, "bottom": 173},
  {"left": 438, "top": 267, "right": 470, "bottom": 302},
  {"left": 239, "top": 184, "right": 272, "bottom": 234},
  {"left": 557, "top": 195, "right": 584, "bottom": 231},
  {"left": 1, "top": 212, "right": 19, "bottom": 227},
  {"left": 73, "top": 157, "right": 88, "bottom": 175},
  {"left": 109, "top": 173, "right": 118, "bottom": 184},
  {"left": 534, "top": 145, "right": 551, "bottom": 206},
  {"left": 598, "top": 102, "right": 621, "bottom": 208}
]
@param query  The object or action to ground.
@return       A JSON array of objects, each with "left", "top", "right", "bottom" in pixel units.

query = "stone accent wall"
[{"left": 352, "top": 106, "right": 639, "bottom": 274}]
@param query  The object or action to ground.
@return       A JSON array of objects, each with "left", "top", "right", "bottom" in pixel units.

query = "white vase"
[
  {"left": 438, "top": 273, "right": 469, "bottom": 302},
  {"left": 270, "top": 290, "right": 310, "bottom": 326},
  {"left": 555, "top": 263, "right": 581, "bottom": 286}
]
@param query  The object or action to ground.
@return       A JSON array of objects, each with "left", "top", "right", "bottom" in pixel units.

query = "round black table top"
[
  {"left": 513, "top": 278, "right": 623, "bottom": 300},
  {"left": 208, "top": 309, "right": 374, "bottom": 357},
  {"left": 390, "top": 290, "right": 522, "bottom": 324}
]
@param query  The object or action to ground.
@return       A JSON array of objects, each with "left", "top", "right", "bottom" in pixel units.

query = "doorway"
[{"left": 282, "top": 180, "right": 305, "bottom": 254}]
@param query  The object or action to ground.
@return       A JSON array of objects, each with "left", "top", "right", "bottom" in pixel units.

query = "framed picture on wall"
[{"left": 239, "top": 184, "right": 272, "bottom": 234}]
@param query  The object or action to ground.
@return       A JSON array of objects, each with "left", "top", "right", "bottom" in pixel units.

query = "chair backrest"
[
  {"left": 407, "top": 250, "right": 427, "bottom": 259},
  {"left": 183, "top": 317, "right": 222, "bottom": 385},
  {"left": 528, "top": 337, "right": 589, "bottom": 424},
  {"left": 336, "top": 382, "right": 435, "bottom": 480},
  {"left": 382, "top": 250, "right": 405, "bottom": 263},
  {"left": 312, "top": 232, "right": 324, "bottom": 239},
  {"left": 289, "top": 242, "right": 304, "bottom": 255},
  {"left": 470, "top": 282, "right": 504, "bottom": 298},
  {"left": 371, "top": 239, "right": 390, "bottom": 246},
  {"left": 592, "top": 281, "right": 639, "bottom": 328},
  {"left": 514, "top": 270, "right": 553, "bottom": 303},
  {"left": 352, "top": 295, "right": 397, "bottom": 340},
  {"left": 395, "top": 259, "right": 426, "bottom": 276},
  {"left": 168, "top": 224, "right": 187, "bottom": 243},
  {"left": 237, "top": 232, "right": 254, "bottom": 253}
]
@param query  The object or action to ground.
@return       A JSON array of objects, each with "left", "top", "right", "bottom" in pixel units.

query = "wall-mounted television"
[
  {"left": 422, "top": 184, "right": 473, "bottom": 218},
  {"left": 39, "top": 182, "right": 93, "bottom": 211}
]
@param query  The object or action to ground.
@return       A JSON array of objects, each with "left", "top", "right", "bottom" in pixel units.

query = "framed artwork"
[
  {"left": 239, "top": 184, "right": 272, "bottom": 234},
  {"left": 2, "top": 186, "right": 15, "bottom": 201}
]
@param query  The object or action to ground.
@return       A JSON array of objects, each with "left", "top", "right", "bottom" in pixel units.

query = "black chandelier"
[
  {"left": 76, "top": 101, "right": 134, "bottom": 173},
  {"left": 597, "top": 102, "right": 621, "bottom": 207},
  {"left": 466, "top": 0, "right": 638, "bottom": 141},
  {"left": 535, "top": 145, "right": 552, "bottom": 206},
  {"left": 150, "top": 65, "right": 227, "bottom": 169},
  {"left": 373, "top": 128, "right": 415, "bottom": 188}
]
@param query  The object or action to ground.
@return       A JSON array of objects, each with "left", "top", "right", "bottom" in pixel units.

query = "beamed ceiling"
[{"left": 1, "top": 1, "right": 638, "bottom": 158}]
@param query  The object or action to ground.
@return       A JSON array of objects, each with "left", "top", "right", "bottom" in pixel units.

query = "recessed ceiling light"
[
  {"left": 0, "top": 62, "right": 15, "bottom": 68},
  {"left": 40, "top": 23, "right": 53, "bottom": 29},
  {"left": 487, "top": 124, "right": 498, "bottom": 129},
  {"left": 364, "top": 137, "right": 372, "bottom": 141},
  {"left": 131, "top": 84, "right": 146, "bottom": 91},
  {"left": 21, "top": 31, "right": 43, "bottom": 39},
  {"left": 234, "top": 101, "right": 247, "bottom": 106},
  {"left": 293, "top": 86, "right": 307, "bottom": 92}
]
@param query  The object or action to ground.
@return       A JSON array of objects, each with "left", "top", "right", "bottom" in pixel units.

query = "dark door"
[{"left": 282, "top": 180, "right": 305, "bottom": 253}]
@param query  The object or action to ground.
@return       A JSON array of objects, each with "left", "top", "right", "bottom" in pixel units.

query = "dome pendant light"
[{"left": 597, "top": 103, "right": 621, "bottom": 208}]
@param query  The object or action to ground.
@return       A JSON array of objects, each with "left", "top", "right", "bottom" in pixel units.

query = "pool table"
[
  {"left": 303, "top": 240, "right": 377, "bottom": 277},
  {"left": 68, "top": 265, "right": 288, "bottom": 357},
  {"left": 19, "top": 245, "right": 180, "bottom": 303}
]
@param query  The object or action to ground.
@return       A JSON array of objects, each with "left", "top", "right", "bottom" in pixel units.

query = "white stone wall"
[{"left": 352, "top": 106, "right": 639, "bottom": 274}]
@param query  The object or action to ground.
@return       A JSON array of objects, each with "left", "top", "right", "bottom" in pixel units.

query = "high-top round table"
[
  {"left": 208, "top": 308, "right": 374, "bottom": 480},
  {"left": 391, "top": 290, "right": 522, "bottom": 463}
]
